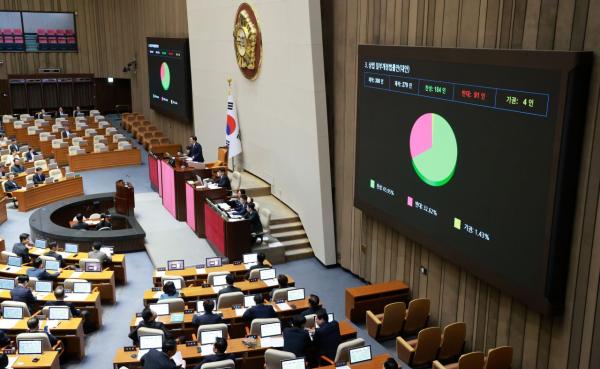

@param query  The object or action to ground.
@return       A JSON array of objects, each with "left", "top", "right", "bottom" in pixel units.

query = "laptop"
[
  {"left": 64, "top": 243, "right": 79, "bottom": 253},
  {"left": 44, "top": 260, "right": 60, "bottom": 271},
  {"left": 244, "top": 295, "right": 256, "bottom": 308},
  {"left": 200, "top": 329, "right": 223, "bottom": 345},
  {"left": 0, "top": 278, "right": 15, "bottom": 290},
  {"left": 35, "top": 281, "right": 53, "bottom": 293},
  {"left": 18, "top": 339, "right": 42, "bottom": 355},
  {"left": 73, "top": 282, "right": 92, "bottom": 294},
  {"left": 34, "top": 239, "right": 47, "bottom": 249},
  {"left": 3, "top": 306, "right": 23, "bottom": 320},
  {"left": 206, "top": 257, "right": 222, "bottom": 268},
  {"left": 281, "top": 358, "right": 306, "bottom": 369},
  {"left": 349, "top": 346, "right": 372, "bottom": 364},
  {"left": 259, "top": 269, "right": 278, "bottom": 286},
  {"left": 149, "top": 303, "right": 170, "bottom": 316},
  {"left": 163, "top": 278, "right": 182, "bottom": 290},
  {"left": 212, "top": 274, "right": 228, "bottom": 287},
  {"left": 7, "top": 256, "right": 22, "bottom": 267},
  {"left": 138, "top": 335, "right": 163, "bottom": 358},
  {"left": 48, "top": 306, "right": 70, "bottom": 320},
  {"left": 286, "top": 288, "right": 305, "bottom": 302},
  {"left": 167, "top": 260, "right": 184, "bottom": 271},
  {"left": 85, "top": 261, "right": 102, "bottom": 272},
  {"left": 260, "top": 322, "right": 284, "bottom": 348},
  {"left": 243, "top": 253, "right": 258, "bottom": 264},
  {"left": 196, "top": 299, "right": 216, "bottom": 313}
]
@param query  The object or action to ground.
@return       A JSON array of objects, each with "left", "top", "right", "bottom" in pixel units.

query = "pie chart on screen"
[
  {"left": 160, "top": 62, "right": 170, "bottom": 91},
  {"left": 409, "top": 113, "right": 458, "bottom": 187}
]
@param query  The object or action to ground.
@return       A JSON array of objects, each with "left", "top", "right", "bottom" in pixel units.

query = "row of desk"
[{"left": 9, "top": 177, "right": 84, "bottom": 213}]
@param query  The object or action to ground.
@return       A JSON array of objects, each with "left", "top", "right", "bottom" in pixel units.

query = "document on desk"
[
  {"left": 172, "top": 351, "right": 186, "bottom": 368},
  {"left": 70, "top": 272, "right": 83, "bottom": 278},
  {"left": 155, "top": 271, "right": 165, "bottom": 278},
  {"left": 154, "top": 291, "right": 163, "bottom": 299},
  {"left": 65, "top": 293, "right": 89, "bottom": 301},
  {"left": 260, "top": 336, "right": 284, "bottom": 348},
  {"left": 218, "top": 203, "right": 231, "bottom": 211},
  {"left": 276, "top": 303, "right": 292, "bottom": 311},
  {"left": 0, "top": 319, "right": 18, "bottom": 329},
  {"left": 3, "top": 266, "right": 21, "bottom": 273},
  {"left": 44, "top": 320, "right": 61, "bottom": 330},
  {"left": 34, "top": 292, "right": 48, "bottom": 299},
  {"left": 57, "top": 251, "right": 73, "bottom": 258},
  {"left": 196, "top": 268, "right": 206, "bottom": 275},
  {"left": 235, "top": 308, "right": 247, "bottom": 317},
  {"left": 212, "top": 286, "right": 224, "bottom": 294},
  {"left": 263, "top": 278, "right": 279, "bottom": 287},
  {"left": 200, "top": 344, "right": 214, "bottom": 356},
  {"left": 244, "top": 262, "right": 257, "bottom": 269}
]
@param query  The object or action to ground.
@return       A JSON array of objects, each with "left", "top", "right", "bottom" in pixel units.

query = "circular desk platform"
[{"left": 29, "top": 193, "right": 146, "bottom": 253}]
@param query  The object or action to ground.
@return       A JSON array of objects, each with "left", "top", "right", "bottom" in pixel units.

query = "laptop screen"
[
  {"left": 0, "top": 278, "right": 15, "bottom": 290},
  {"left": 85, "top": 262, "right": 102, "bottom": 272},
  {"left": 167, "top": 260, "right": 184, "bottom": 271},
  {"left": 73, "top": 282, "right": 92, "bottom": 294},
  {"left": 287, "top": 288, "right": 305, "bottom": 302},
  {"left": 18, "top": 339, "right": 42, "bottom": 355},
  {"left": 139, "top": 335, "right": 163, "bottom": 350},
  {"left": 34, "top": 239, "right": 47, "bottom": 248},
  {"left": 244, "top": 295, "right": 256, "bottom": 307},
  {"left": 44, "top": 260, "right": 60, "bottom": 271},
  {"left": 163, "top": 278, "right": 182, "bottom": 290},
  {"left": 349, "top": 346, "right": 372, "bottom": 364},
  {"left": 259, "top": 269, "right": 276, "bottom": 280},
  {"left": 149, "top": 303, "right": 170, "bottom": 316},
  {"left": 206, "top": 257, "right": 222, "bottom": 267},
  {"left": 260, "top": 322, "right": 281, "bottom": 338},
  {"left": 281, "top": 358, "right": 306, "bottom": 369},
  {"left": 64, "top": 243, "right": 79, "bottom": 253},
  {"left": 243, "top": 253, "right": 258, "bottom": 264},
  {"left": 35, "top": 281, "right": 53, "bottom": 293},
  {"left": 8, "top": 256, "right": 22, "bottom": 267},
  {"left": 200, "top": 329, "right": 223, "bottom": 344},
  {"left": 3, "top": 306, "right": 23, "bottom": 319},
  {"left": 212, "top": 275, "right": 228, "bottom": 287},
  {"left": 48, "top": 306, "right": 70, "bottom": 320}
]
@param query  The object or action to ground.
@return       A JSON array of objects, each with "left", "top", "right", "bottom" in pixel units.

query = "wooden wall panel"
[
  {"left": 0, "top": 0, "right": 193, "bottom": 148},
  {"left": 324, "top": 0, "right": 600, "bottom": 368}
]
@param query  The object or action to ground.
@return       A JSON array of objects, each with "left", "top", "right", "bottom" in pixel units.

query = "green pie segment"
[{"left": 410, "top": 113, "right": 458, "bottom": 187}]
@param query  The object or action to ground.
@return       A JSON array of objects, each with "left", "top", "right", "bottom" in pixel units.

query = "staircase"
[{"left": 269, "top": 217, "right": 313, "bottom": 261}]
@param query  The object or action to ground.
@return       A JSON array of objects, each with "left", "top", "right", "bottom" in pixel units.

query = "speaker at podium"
[{"left": 115, "top": 179, "right": 135, "bottom": 215}]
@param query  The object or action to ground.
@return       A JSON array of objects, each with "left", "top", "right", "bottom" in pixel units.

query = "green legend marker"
[{"left": 370, "top": 179, "right": 375, "bottom": 189}]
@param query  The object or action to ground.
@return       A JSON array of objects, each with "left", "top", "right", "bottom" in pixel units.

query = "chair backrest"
[
  {"left": 438, "top": 322, "right": 466, "bottom": 362},
  {"left": 49, "top": 169, "right": 62, "bottom": 180},
  {"left": 63, "top": 278, "right": 88, "bottom": 291},
  {"left": 68, "top": 146, "right": 80, "bottom": 155},
  {"left": 25, "top": 174, "right": 34, "bottom": 184},
  {"left": 27, "top": 126, "right": 38, "bottom": 135},
  {"left": 207, "top": 272, "right": 231, "bottom": 286},
  {"left": 52, "top": 139, "right": 64, "bottom": 149},
  {"left": 1, "top": 251, "right": 17, "bottom": 263},
  {"left": 85, "top": 128, "right": 97, "bottom": 137},
  {"left": 79, "top": 258, "right": 101, "bottom": 269},
  {"left": 413, "top": 327, "right": 442, "bottom": 366},
  {"left": 231, "top": 171, "right": 242, "bottom": 191},
  {"left": 157, "top": 298, "right": 185, "bottom": 313},
  {"left": 304, "top": 314, "right": 317, "bottom": 329},
  {"left": 113, "top": 134, "right": 124, "bottom": 143},
  {"left": 93, "top": 143, "right": 106, "bottom": 153},
  {"left": 271, "top": 287, "right": 295, "bottom": 302},
  {"left": 201, "top": 359, "right": 235, "bottom": 369},
  {"left": 484, "top": 346, "right": 513, "bottom": 369},
  {"left": 259, "top": 208, "right": 271, "bottom": 233},
  {"left": 334, "top": 338, "right": 366, "bottom": 362},
  {"left": 197, "top": 323, "right": 229, "bottom": 342},
  {"left": 16, "top": 332, "right": 52, "bottom": 352},
  {"left": 248, "top": 268, "right": 269, "bottom": 280},
  {"left": 216, "top": 291, "right": 244, "bottom": 309},
  {"left": 34, "top": 159, "right": 48, "bottom": 171},
  {"left": 137, "top": 327, "right": 164, "bottom": 339},
  {"left": 105, "top": 127, "right": 117, "bottom": 135},
  {"left": 1, "top": 301, "right": 30, "bottom": 317},
  {"left": 456, "top": 352, "right": 485, "bottom": 369},
  {"left": 42, "top": 305, "right": 72, "bottom": 319},
  {"left": 93, "top": 135, "right": 105, "bottom": 143},
  {"left": 161, "top": 275, "right": 185, "bottom": 287},
  {"left": 380, "top": 302, "right": 406, "bottom": 336},
  {"left": 250, "top": 318, "right": 281, "bottom": 336},
  {"left": 117, "top": 141, "right": 132, "bottom": 150},
  {"left": 404, "top": 298, "right": 430, "bottom": 333},
  {"left": 264, "top": 349, "right": 296, "bottom": 369}
]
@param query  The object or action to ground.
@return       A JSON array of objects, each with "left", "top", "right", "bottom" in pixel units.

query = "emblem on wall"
[{"left": 233, "top": 3, "right": 262, "bottom": 80}]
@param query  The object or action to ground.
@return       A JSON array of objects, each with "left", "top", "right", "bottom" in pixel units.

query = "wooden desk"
[
  {"left": 205, "top": 200, "right": 252, "bottom": 261},
  {"left": 345, "top": 280, "right": 410, "bottom": 322},
  {"left": 318, "top": 354, "right": 391, "bottom": 369},
  {"left": 0, "top": 197, "right": 7, "bottom": 224},
  {"left": 0, "top": 317, "right": 85, "bottom": 360},
  {"left": 68, "top": 149, "right": 141, "bottom": 172},
  {"left": 143, "top": 276, "right": 296, "bottom": 305},
  {"left": 152, "top": 262, "right": 272, "bottom": 286},
  {"left": 185, "top": 183, "right": 229, "bottom": 237},
  {"left": 12, "top": 177, "right": 84, "bottom": 212},
  {"left": 13, "top": 168, "right": 66, "bottom": 187},
  {"left": 7, "top": 352, "right": 60, "bottom": 369},
  {"left": 149, "top": 143, "right": 181, "bottom": 155}
]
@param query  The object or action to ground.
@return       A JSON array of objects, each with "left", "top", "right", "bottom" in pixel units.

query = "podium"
[{"left": 115, "top": 180, "right": 135, "bottom": 215}]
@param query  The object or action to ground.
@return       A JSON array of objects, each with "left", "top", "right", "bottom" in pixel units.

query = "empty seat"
[
  {"left": 323, "top": 338, "right": 366, "bottom": 364},
  {"left": 68, "top": 146, "right": 81, "bottom": 155},
  {"left": 397, "top": 327, "right": 442, "bottom": 367},
  {"left": 196, "top": 323, "right": 229, "bottom": 343},
  {"left": 402, "top": 298, "right": 430, "bottom": 336},
  {"left": 433, "top": 352, "right": 485, "bottom": 369},
  {"left": 216, "top": 291, "right": 244, "bottom": 310},
  {"left": 200, "top": 360, "right": 235, "bottom": 369},
  {"left": 366, "top": 301, "right": 406, "bottom": 340},
  {"left": 1, "top": 301, "right": 31, "bottom": 317},
  {"left": 49, "top": 168, "right": 62, "bottom": 180},
  {"left": 34, "top": 159, "right": 48, "bottom": 171},
  {"left": 264, "top": 349, "right": 295, "bottom": 369},
  {"left": 117, "top": 141, "right": 132, "bottom": 150},
  {"left": 484, "top": 346, "right": 513, "bottom": 369},
  {"left": 438, "top": 322, "right": 466, "bottom": 363},
  {"left": 157, "top": 298, "right": 185, "bottom": 313},
  {"left": 249, "top": 318, "right": 280, "bottom": 336}
]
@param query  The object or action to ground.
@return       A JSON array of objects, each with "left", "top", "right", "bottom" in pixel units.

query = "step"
[
  {"left": 285, "top": 247, "right": 314, "bottom": 261},
  {"left": 276, "top": 237, "right": 311, "bottom": 251},
  {"left": 270, "top": 216, "right": 300, "bottom": 225},
  {"left": 270, "top": 221, "right": 303, "bottom": 233},
  {"left": 271, "top": 229, "right": 307, "bottom": 242}
]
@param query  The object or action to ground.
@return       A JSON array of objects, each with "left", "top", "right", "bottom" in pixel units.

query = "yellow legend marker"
[{"left": 453, "top": 218, "right": 462, "bottom": 230}]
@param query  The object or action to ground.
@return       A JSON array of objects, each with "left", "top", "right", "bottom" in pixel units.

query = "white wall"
[{"left": 186, "top": 0, "right": 336, "bottom": 265}]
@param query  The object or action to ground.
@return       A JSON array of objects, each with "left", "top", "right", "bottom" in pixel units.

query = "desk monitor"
[
  {"left": 139, "top": 335, "right": 163, "bottom": 351},
  {"left": 149, "top": 303, "right": 170, "bottom": 316},
  {"left": 281, "top": 358, "right": 306, "bottom": 369},
  {"left": 64, "top": 243, "right": 79, "bottom": 253},
  {"left": 8, "top": 256, "right": 22, "bottom": 267},
  {"left": 349, "top": 346, "right": 372, "bottom": 364},
  {"left": 167, "top": 260, "right": 184, "bottom": 271},
  {"left": 73, "top": 282, "right": 92, "bottom": 294},
  {"left": 35, "top": 281, "right": 53, "bottom": 293},
  {"left": 0, "top": 278, "right": 15, "bottom": 290},
  {"left": 34, "top": 239, "right": 47, "bottom": 248},
  {"left": 200, "top": 329, "right": 223, "bottom": 345},
  {"left": 243, "top": 253, "right": 258, "bottom": 264},
  {"left": 44, "top": 260, "right": 60, "bottom": 271},
  {"left": 244, "top": 295, "right": 256, "bottom": 308},
  {"left": 18, "top": 339, "right": 42, "bottom": 355},
  {"left": 260, "top": 322, "right": 281, "bottom": 338},
  {"left": 163, "top": 278, "right": 182, "bottom": 290},
  {"left": 259, "top": 268, "right": 276, "bottom": 281},
  {"left": 206, "top": 257, "right": 222, "bottom": 268},
  {"left": 196, "top": 299, "right": 216, "bottom": 313},
  {"left": 3, "top": 306, "right": 23, "bottom": 320},
  {"left": 48, "top": 306, "right": 70, "bottom": 320},
  {"left": 212, "top": 274, "right": 228, "bottom": 287},
  {"left": 85, "top": 261, "right": 102, "bottom": 272},
  {"left": 286, "top": 288, "right": 305, "bottom": 302}
]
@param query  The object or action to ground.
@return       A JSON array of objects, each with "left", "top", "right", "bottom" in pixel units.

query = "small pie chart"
[
  {"left": 409, "top": 113, "right": 458, "bottom": 187},
  {"left": 160, "top": 62, "right": 170, "bottom": 91}
]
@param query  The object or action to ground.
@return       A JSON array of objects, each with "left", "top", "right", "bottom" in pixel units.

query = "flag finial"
[{"left": 227, "top": 77, "right": 232, "bottom": 94}]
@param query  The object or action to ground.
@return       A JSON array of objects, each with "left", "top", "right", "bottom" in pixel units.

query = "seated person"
[
  {"left": 71, "top": 213, "right": 88, "bottom": 230},
  {"left": 10, "top": 158, "right": 25, "bottom": 174},
  {"left": 215, "top": 169, "right": 231, "bottom": 190},
  {"left": 192, "top": 299, "right": 223, "bottom": 326},
  {"left": 193, "top": 337, "right": 235, "bottom": 367},
  {"left": 12, "top": 233, "right": 32, "bottom": 263},
  {"left": 283, "top": 315, "right": 311, "bottom": 357},
  {"left": 311, "top": 309, "right": 340, "bottom": 361},
  {"left": 217, "top": 274, "right": 241, "bottom": 296},
  {"left": 159, "top": 281, "right": 180, "bottom": 300},
  {"left": 27, "top": 257, "right": 60, "bottom": 281},
  {"left": 226, "top": 189, "right": 243, "bottom": 206},
  {"left": 32, "top": 167, "right": 46, "bottom": 185},
  {"left": 89, "top": 241, "right": 110, "bottom": 265},
  {"left": 242, "top": 293, "right": 277, "bottom": 323},
  {"left": 244, "top": 202, "right": 263, "bottom": 244},
  {"left": 141, "top": 338, "right": 183, "bottom": 369},
  {"left": 384, "top": 358, "right": 399, "bottom": 369},
  {"left": 300, "top": 294, "right": 322, "bottom": 317},
  {"left": 24, "top": 147, "right": 37, "bottom": 162},
  {"left": 128, "top": 307, "right": 172, "bottom": 345},
  {"left": 232, "top": 194, "right": 248, "bottom": 217},
  {"left": 0, "top": 165, "right": 8, "bottom": 178},
  {"left": 26, "top": 317, "right": 58, "bottom": 347},
  {"left": 0, "top": 353, "right": 7, "bottom": 369},
  {"left": 8, "top": 142, "right": 19, "bottom": 154},
  {"left": 3, "top": 173, "right": 20, "bottom": 192},
  {"left": 95, "top": 213, "right": 112, "bottom": 230},
  {"left": 269, "top": 274, "right": 289, "bottom": 300},
  {"left": 44, "top": 286, "right": 82, "bottom": 317},
  {"left": 10, "top": 275, "right": 36, "bottom": 312},
  {"left": 44, "top": 241, "right": 63, "bottom": 266},
  {"left": 245, "top": 252, "right": 268, "bottom": 279}
]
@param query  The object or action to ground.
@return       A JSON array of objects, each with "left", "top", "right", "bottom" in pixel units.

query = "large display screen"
[
  {"left": 147, "top": 37, "right": 193, "bottom": 123},
  {"left": 355, "top": 45, "right": 592, "bottom": 313},
  {"left": 0, "top": 11, "right": 77, "bottom": 52}
]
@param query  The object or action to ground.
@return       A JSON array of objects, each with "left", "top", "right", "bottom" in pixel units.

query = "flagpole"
[{"left": 227, "top": 77, "right": 234, "bottom": 172}]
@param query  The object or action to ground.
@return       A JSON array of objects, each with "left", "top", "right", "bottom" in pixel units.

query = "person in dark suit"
[
  {"left": 44, "top": 286, "right": 82, "bottom": 317},
  {"left": 72, "top": 106, "right": 82, "bottom": 117},
  {"left": 24, "top": 147, "right": 38, "bottom": 162},
  {"left": 61, "top": 126, "right": 73, "bottom": 139},
  {"left": 12, "top": 233, "right": 32, "bottom": 263},
  {"left": 32, "top": 167, "right": 46, "bottom": 185},
  {"left": 269, "top": 274, "right": 289, "bottom": 301},
  {"left": 232, "top": 195, "right": 248, "bottom": 217},
  {"left": 217, "top": 274, "right": 241, "bottom": 297},
  {"left": 384, "top": 358, "right": 399, "bottom": 369},
  {"left": 95, "top": 213, "right": 112, "bottom": 230},
  {"left": 312, "top": 309, "right": 341, "bottom": 361},
  {"left": 242, "top": 293, "right": 277, "bottom": 323},
  {"left": 300, "top": 294, "right": 322, "bottom": 318},
  {"left": 4, "top": 173, "right": 20, "bottom": 193},
  {"left": 27, "top": 257, "right": 60, "bottom": 281},
  {"left": 8, "top": 142, "right": 19, "bottom": 154},
  {"left": 129, "top": 307, "right": 172, "bottom": 345},
  {"left": 44, "top": 241, "right": 63, "bottom": 266},
  {"left": 193, "top": 337, "right": 235, "bottom": 368},
  {"left": 192, "top": 299, "right": 223, "bottom": 327},
  {"left": 57, "top": 107, "right": 65, "bottom": 117},
  {"left": 187, "top": 136, "right": 204, "bottom": 162},
  {"left": 10, "top": 275, "right": 36, "bottom": 312},
  {"left": 0, "top": 352, "right": 8, "bottom": 368},
  {"left": 35, "top": 109, "right": 46, "bottom": 120},
  {"left": 215, "top": 169, "right": 231, "bottom": 190},
  {"left": 11, "top": 158, "right": 25, "bottom": 174},
  {"left": 283, "top": 315, "right": 312, "bottom": 357},
  {"left": 71, "top": 213, "right": 88, "bottom": 230},
  {"left": 89, "top": 241, "right": 110, "bottom": 265},
  {"left": 244, "top": 202, "right": 263, "bottom": 244},
  {"left": 141, "top": 338, "right": 183, "bottom": 369},
  {"left": 27, "top": 317, "right": 58, "bottom": 347},
  {"left": 244, "top": 252, "right": 268, "bottom": 279}
]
